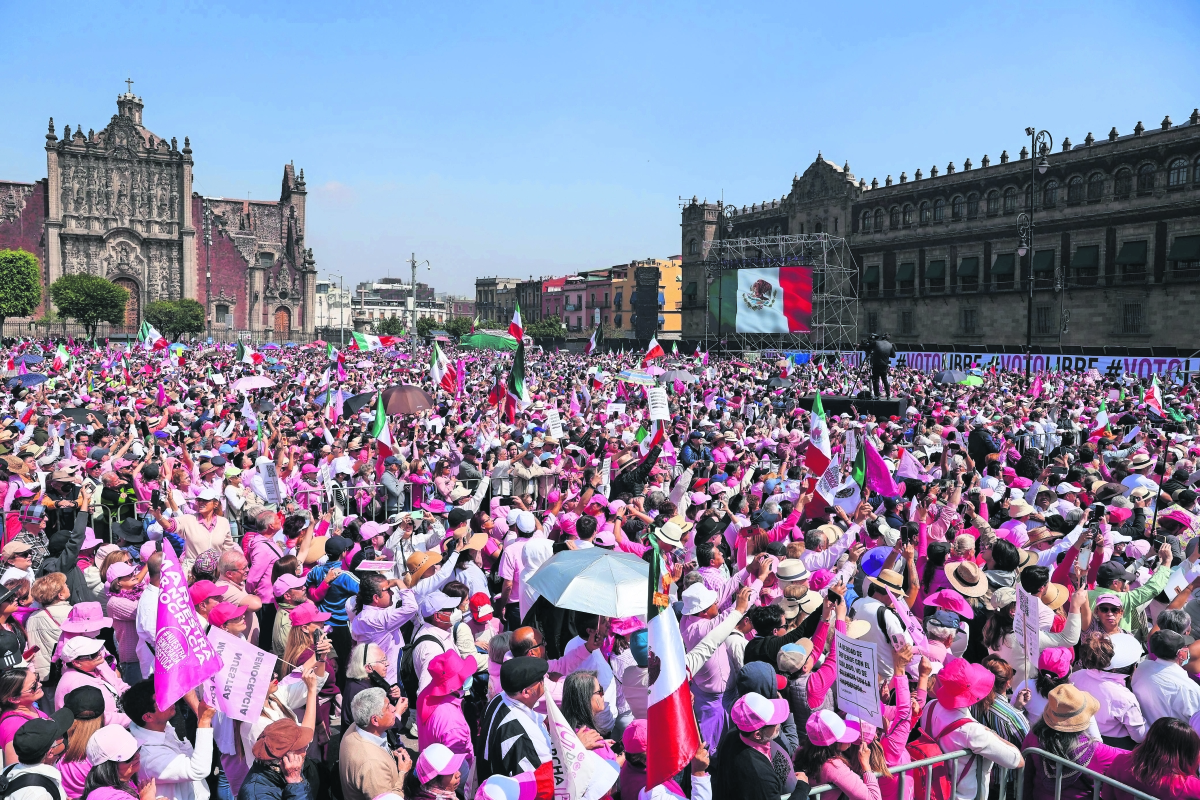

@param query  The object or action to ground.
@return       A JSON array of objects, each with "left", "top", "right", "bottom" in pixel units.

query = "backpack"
[
  {"left": 0, "top": 764, "right": 61, "bottom": 800},
  {"left": 907, "top": 701, "right": 976, "bottom": 800},
  {"left": 399, "top": 633, "right": 446, "bottom": 707}
]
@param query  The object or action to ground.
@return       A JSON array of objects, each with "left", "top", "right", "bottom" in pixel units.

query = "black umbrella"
[
  {"left": 934, "top": 370, "right": 968, "bottom": 384},
  {"left": 381, "top": 384, "right": 435, "bottom": 416},
  {"left": 345, "top": 391, "right": 377, "bottom": 415},
  {"left": 767, "top": 377, "right": 793, "bottom": 388},
  {"left": 61, "top": 408, "right": 107, "bottom": 425}
]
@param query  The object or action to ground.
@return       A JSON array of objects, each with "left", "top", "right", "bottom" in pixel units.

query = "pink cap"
[
  {"left": 61, "top": 602, "right": 113, "bottom": 634},
  {"left": 731, "top": 692, "right": 789, "bottom": 733},
  {"left": 805, "top": 709, "right": 859, "bottom": 746},
  {"left": 301, "top": 464, "right": 318, "bottom": 475},
  {"left": 188, "top": 580, "right": 225, "bottom": 606},
  {"left": 105, "top": 562, "right": 138, "bottom": 582},
  {"left": 1038, "top": 646, "right": 1073, "bottom": 678},
  {"left": 622, "top": 719, "right": 648, "bottom": 754},
  {"left": 273, "top": 573, "right": 306, "bottom": 598},
  {"left": 414, "top": 743, "right": 466, "bottom": 785},
  {"left": 1093, "top": 592, "right": 1122, "bottom": 610},
  {"left": 289, "top": 601, "right": 331, "bottom": 626},
  {"left": 924, "top": 589, "right": 976, "bottom": 620},
  {"left": 609, "top": 617, "right": 645, "bottom": 637},
  {"left": 139, "top": 541, "right": 158, "bottom": 561},
  {"left": 809, "top": 569, "right": 835, "bottom": 593},
  {"left": 208, "top": 602, "right": 247, "bottom": 627},
  {"left": 85, "top": 724, "right": 140, "bottom": 764}
]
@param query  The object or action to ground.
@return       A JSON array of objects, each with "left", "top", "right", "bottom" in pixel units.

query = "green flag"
[{"left": 852, "top": 439, "right": 866, "bottom": 487}]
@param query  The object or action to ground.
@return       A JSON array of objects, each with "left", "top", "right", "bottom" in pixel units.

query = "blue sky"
[{"left": 2, "top": 1, "right": 1197, "bottom": 296}]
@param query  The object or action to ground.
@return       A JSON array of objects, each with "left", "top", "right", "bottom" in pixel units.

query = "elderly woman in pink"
[
  {"left": 54, "top": 636, "right": 130, "bottom": 727},
  {"left": 416, "top": 649, "right": 476, "bottom": 773}
]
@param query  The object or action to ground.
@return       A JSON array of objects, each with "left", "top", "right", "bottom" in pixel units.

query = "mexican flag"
[
  {"left": 671, "top": 341, "right": 679, "bottom": 356},
  {"left": 138, "top": 321, "right": 168, "bottom": 351},
  {"left": 371, "top": 392, "right": 394, "bottom": 479},
  {"left": 709, "top": 267, "right": 813, "bottom": 333},
  {"left": 429, "top": 341, "right": 456, "bottom": 393},
  {"left": 1090, "top": 400, "right": 1110, "bottom": 437},
  {"left": 645, "top": 535, "right": 700, "bottom": 790},
  {"left": 504, "top": 342, "right": 531, "bottom": 423},
  {"left": 51, "top": 344, "right": 71, "bottom": 372},
  {"left": 642, "top": 337, "right": 665, "bottom": 368},
  {"left": 637, "top": 420, "right": 666, "bottom": 460},
  {"left": 350, "top": 332, "right": 381, "bottom": 351},
  {"left": 326, "top": 342, "right": 340, "bottom": 362},
  {"left": 584, "top": 327, "right": 598, "bottom": 356},
  {"left": 805, "top": 392, "right": 831, "bottom": 475},
  {"left": 1145, "top": 376, "right": 1165, "bottom": 417},
  {"left": 509, "top": 301, "right": 524, "bottom": 341},
  {"left": 853, "top": 436, "right": 903, "bottom": 497},
  {"left": 235, "top": 342, "right": 263, "bottom": 365}
]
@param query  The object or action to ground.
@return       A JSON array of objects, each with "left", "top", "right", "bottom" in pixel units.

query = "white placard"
[
  {"left": 605, "top": 402, "right": 626, "bottom": 415},
  {"left": 834, "top": 630, "right": 884, "bottom": 727},
  {"left": 1015, "top": 588, "right": 1041, "bottom": 678},
  {"left": 545, "top": 409, "right": 565, "bottom": 440},
  {"left": 356, "top": 560, "right": 396, "bottom": 573},
  {"left": 600, "top": 457, "right": 611, "bottom": 498},
  {"left": 647, "top": 387, "right": 670, "bottom": 421},
  {"left": 257, "top": 461, "right": 282, "bottom": 505},
  {"left": 204, "top": 626, "right": 278, "bottom": 723}
]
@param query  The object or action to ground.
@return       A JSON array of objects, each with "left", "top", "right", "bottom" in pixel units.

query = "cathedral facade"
[{"left": 0, "top": 89, "right": 316, "bottom": 336}]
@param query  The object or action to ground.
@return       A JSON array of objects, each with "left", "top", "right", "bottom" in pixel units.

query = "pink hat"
[
  {"left": 208, "top": 602, "right": 247, "bottom": 628},
  {"left": 609, "top": 617, "right": 646, "bottom": 637},
  {"left": 805, "top": 708, "right": 858, "bottom": 745},
  {"left": 1094, "top": 592, "right": 1122, "bottom": 609},
  {"left": 80, "top": 527, "right": 102, "bottom": 550},
  {"left": 289, "top": 601, "right": 331, "bottom": 626},
  {"left": 1162, "top": 509, "right": 1196, "bottom": 528},
  {"left": 301, "top": 464, "right": 318, "bottom": 475},
  {"left": 188, "top": 580, "right": 225, "bottom": 607},
  {"left": 475, "top": 773, "right": 541, "bottom": 800},
  {"left": 105, "top": 562, "right": 138, "bottom": 583},
  {"left": 1039, "top": 646, "right": 1073, "bottom": 678},
  {"left": 1011, "top": 477, "right": 1033, "bottom": 490},
  {"left": 61, "top": 602, "right": 113, "bottom": 634},
  {"left": 622, "top": 719, "right": 648, "bottom": 754},
  {"left": 731, "top": 692, "right": 789, "bottom": 733},
  {"left": 139, "top": 541, "right": 158, "bottom": 561},
  {"left": 422, "top": 650, "right": 477, "bottom": 700},
  {"left": 360, "top": 521, "right": 390, "bottom": 539},
  {"left": 272, "top": 573, "right": 306, "bottom": 598},
  {"left": 934, "top": 658, "right": 995, "bottom": 709},
  {"left": 1107, "top": 506, "right": 1133, "bottom": 524},
  {"left": 414, "top": 743, "right": 466, "bottom": 785},
  {"left": 845, "top": 716, "right": 878, "bottom": 744},
  {"left": 593, "top": 528, "right": 617, "bottom": 547},
  {"left": 809, "top": 569, "right": 835, "bottom": 593},
  {"left": 1125, "top": 540, "right": 1151, "bottom": 559},
  {"left": 925, "top": 589, "right": 976, "bottom": 620},
  {"left": 84, "top": 724, "right": 140, "bottom": 765}
]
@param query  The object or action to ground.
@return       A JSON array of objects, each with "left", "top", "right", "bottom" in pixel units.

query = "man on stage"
[{"left": 867, "top": 333, "right": 896, "bottom": 398}]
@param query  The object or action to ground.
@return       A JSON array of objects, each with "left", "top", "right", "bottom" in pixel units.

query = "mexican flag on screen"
[{"left": 709, "top": 267, "right": 813, "bottom": 334}]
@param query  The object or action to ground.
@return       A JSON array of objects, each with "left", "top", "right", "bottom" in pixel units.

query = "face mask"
[
  {"left": 450, "top": 609, "right": 463, "bottom": 626},
  {"left": 1182, "top": 651, "right": 1191, "bottom": 669}
]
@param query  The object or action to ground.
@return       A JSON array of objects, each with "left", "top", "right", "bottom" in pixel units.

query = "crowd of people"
[{"left": 0, "top": 333, "right": 1197, "bottom": 800}]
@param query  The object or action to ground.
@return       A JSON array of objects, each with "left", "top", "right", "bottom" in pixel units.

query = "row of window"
[
  {"left": 862, "top": 235, "right": 1200, "bottom": 293},
  {"left": 867, "top": 301, "right": 1144, "bottom": 338},
  {"left": 859, "top": 158, "right": 1200, "bottom": 233}
]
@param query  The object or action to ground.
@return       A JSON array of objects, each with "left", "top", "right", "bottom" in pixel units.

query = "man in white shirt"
[
  {"left": 1132, "top": 629, "right": 1200, "bottom": 725},
  {"left": 1122, "top": 454, "right": 1161, "bottom": 509},
  {"left": 850, "top": 568, "right": 911, "bottom": 681},
  {"left": 135, "top": 551, "right": 162, "bottom": 679},
  {"left": 124, "top": 681, "right": 216, "bottom": 800}
]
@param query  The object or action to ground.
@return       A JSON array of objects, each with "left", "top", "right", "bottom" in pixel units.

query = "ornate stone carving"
[{"left": 0, "top": 185, "right": 34, "bottom": 225}]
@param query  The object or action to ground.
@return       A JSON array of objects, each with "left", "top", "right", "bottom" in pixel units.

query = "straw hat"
[
  {"left": 1041, "top": 583, "right": 1069, "bottom": 611},
  {"left": 943, "top": 560, "right": 988, "bottom": 597},
  {"left": 1042, "top": 685, "right": 1100, "bottom": 733},
  {"left": 865, "top": 568, "right": 905, "bottom": 595},
  {"left": 1007, "top": 500, "right": 1036, "bottom": 518},
  {"left": 404, "top": 551, "right": 443, "bottom": 587}
]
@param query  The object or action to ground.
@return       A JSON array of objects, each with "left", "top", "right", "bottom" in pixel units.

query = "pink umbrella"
[{"left": 644, "top": 365, "right": 666, "bottom": 376}]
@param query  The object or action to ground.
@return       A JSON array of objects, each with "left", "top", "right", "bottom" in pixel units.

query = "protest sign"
[
  {"left": 545, "top": 409, "right": 565, "bottom": 439},
  {"left": 205, "top": 626, "right": 277, "bottom": 723},
  {"left": 814, "top": 456, "right": 842, "bottom": 503},
  {"left": 885, "top": 589, "right": 930, "bottom": 655},
  {"left": 647, "top": 387, "right": 670, "bottom": 421},
  {"left": 544, "top": 678, "right": 618, "bottom": 800},
  {"left": 257, "top": 460, "right": 282, "bottom": 505},
  {"left": 1015, "top": 589, "right": 1041, "bottom": 678},
  {"left": 356, "top": 560, "right": 396, "bottom": 573},
  {"left": 605, "top": 402, "right": 626, "bottom": 415},
  {"left": 834, "top": 630, "right": 883, "bottom": 727},
  {"left": 600, "top": 457, "right": 611, "bottom": 498},
  {"left": 155, "top": 541, "right": 222, "bottom": 710}
]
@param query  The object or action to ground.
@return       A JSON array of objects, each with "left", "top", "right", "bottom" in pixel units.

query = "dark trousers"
[
  {"left": 504, "top": 602, "right": 522, "bottom": 631},
  {"left": 871, "top": 367, "right": 891, "bottom": 398},
  {"left": 330, "top": 624, "right": 352, "bottom": 691}
]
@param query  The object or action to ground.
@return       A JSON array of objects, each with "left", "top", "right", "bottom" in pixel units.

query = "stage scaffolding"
[{"left": 700, "top": 233, "right": 860, "bottom": 353}]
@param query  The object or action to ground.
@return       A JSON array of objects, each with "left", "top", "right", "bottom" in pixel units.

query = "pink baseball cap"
[
  {"left": 1039, "top": 646, "right": 1073, "bottom": 678},
  {"left": 622, "top": 719, "right": 648, "bottom": 754},
  {"left": 188, "top": 580, "right": 225, "bottom": 607},
  {"left": 85, "top": 724, "right": 140, "bottom": 764},
  {"left": 731, "top": 692, "right": 789, "bottom": 733},
  {"left": 414, "top": 743, "right": 466, "bottom": 785},
  {"left": 273, "top": 573, "right": 306, "bottom": 598},
  {"left": 289, "top": 601, "right": 331, "bottom": 626},
  {"left": 208, "top": 602, "right": 248, "bottom": 628},
  {"left": 105, "top": 562, "right": 138, "bottom": 582},
  {"left": 806, "top": 709, "right": 859, "bottom": 746},
  {"left": 1094, "top": 592, "right": 1122, "bottom": 610}
]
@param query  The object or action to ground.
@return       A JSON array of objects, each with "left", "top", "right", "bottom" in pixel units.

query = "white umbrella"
[
  {"left": 232, "top": 376, "right": 276, "bottom": 391},
  {"left": 526, "top": 548, "right": 649, "bottom": 618}
]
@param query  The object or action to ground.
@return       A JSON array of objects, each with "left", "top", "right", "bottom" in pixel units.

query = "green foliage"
[
  {"left": 375, "top": 315, "right": 407, "bottom": 336},
  {"left": 0, "top": 249, "right": 43, "bottom": 331},
  {"left": 415, "top": 316, "right": 438, "bottom": 338},
  {"left": 444, "top": 316, "right": 472, "bottom": 338},
  {"left": 144, "top": 299, "right": 206, "bottom": 341},
  {"left": 48, "top": 274, "right": 129, "bottom": 340},
  {"left": 526, "top": 315, "right": 565, "bottom": 339}
]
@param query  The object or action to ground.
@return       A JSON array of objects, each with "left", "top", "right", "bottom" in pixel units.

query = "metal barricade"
[
  {"left": 799, "top": 749, "right": 982, "bottom": 800},
  {"left": 1013, "top": 746, "right": 1160, "bottom": 800}
]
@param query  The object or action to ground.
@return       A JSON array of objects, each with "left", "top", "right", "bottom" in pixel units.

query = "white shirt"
[
  {"left": 7, "top": 763, "right": 64, "bottom": 800},
  {"left": 129, "top": 723, "right": 214, "bottom": 800},
  {"left": 849, "top": 596, "right": 910, "bottom": 682},
  {"left": 1122, "top": 473, "right": 1160, "bottom": 509},
  {"left": 923, "top": 702, "right": 1024, "bottom": 800},
  {"left": 136, "top": 584, "right": 160, "bottom": 677},
  {"left": 1131, "top": 657, "right": 1200, "bottom": 726}
]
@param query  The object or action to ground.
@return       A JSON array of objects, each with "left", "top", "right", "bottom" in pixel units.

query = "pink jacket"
[
  {"left": 878, "top": 674, "right": 915, "bottom": 800},
  {"left": 417, "top": 694, "right": 474, "bottom": 760},
  {"left": 819, "top": 759, "right": 882, "bottom": 800},
  {"left": 246, "top": 535, "right": 286, "bottom": 605}
]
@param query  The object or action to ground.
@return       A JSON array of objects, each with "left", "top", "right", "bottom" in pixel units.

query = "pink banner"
[{"left": 155, "top": 541, "right": 222, "bottom": 710}]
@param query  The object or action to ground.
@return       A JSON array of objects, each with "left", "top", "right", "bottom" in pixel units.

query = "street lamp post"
[
  {"left": 406, "top": 253, "right": 430, "bottom": 360},
  {"left": 203, "top": 200, "right": 212, "bottom": 340},
  {"left": 327, "top": 272, "right": 345, "bottom": 347},
  {"left": 705, "top": 203, "right": 737, "bottom": 355},
  {"left": 1017, "top": 127, "right": 1052, "bottom": 380}
]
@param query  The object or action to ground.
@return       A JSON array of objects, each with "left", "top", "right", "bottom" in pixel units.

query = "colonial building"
[
  {"left": 474, "top": 277, "right": 520, "bottom": 324},
  {"left": 681, "top": 108, "right": 1200, "bottom": 350},
  {"left": 0, "top": 88, "right": 317, "bottom": 336}
]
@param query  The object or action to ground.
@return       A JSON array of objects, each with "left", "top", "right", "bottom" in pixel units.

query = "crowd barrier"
[{"left": 794, "top": 745, "right": 1158, "bottom": 800}]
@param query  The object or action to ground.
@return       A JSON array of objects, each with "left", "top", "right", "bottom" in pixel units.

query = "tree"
[
  {"left": 415, "top": 316, "right": 439, "bottom": 338},
  {"left": 144, "top": 299, "right": 206, "bottom": 341},
  {"left": 0, "top": 250, "right": 43, "bottom": 334},
  {"left": 527, "top": 315, "right": 565, "bottom": 339},
  {"left": 48, "top": 274, "right": 129, "bottom": 340},
  {"left": 375, "top": 315, "right": 407, "bottom": 336},
  {"left": 444, "top": 316, "right": 472, "bottom": 338}
]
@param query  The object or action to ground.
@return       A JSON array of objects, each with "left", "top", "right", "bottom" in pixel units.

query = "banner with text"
[
  {"left": 764, "top": 349, "right": 1196, "bottom": 379},
  {"left": 205, "top": 626, "right": 278, "bottom": 723},
  {"left": 834, "top": 630, "right": 884, "bottom": 727}
]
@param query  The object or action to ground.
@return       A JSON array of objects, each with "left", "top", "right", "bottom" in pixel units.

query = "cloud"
[{"left": 311, "top": 180, "right": 355, "bottom": 205}]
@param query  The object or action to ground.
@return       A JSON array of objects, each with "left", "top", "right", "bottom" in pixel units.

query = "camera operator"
[{"left": 863, "top": 333, "right": 896, "bottom": 399}]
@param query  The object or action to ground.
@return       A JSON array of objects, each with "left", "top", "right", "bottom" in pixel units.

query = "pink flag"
[
  {"left": 673, "top": 379, "right": 685, "bottom": 394},
  {"left": 155, "top": 540, "right": 222, "bottom": 710},
  {"left": 703, "top": 389, "right": 717, "bottom": 411},
  {"left": 616, "top": 381, "right": 628, "bottom": 400},
  {"left": 701, "top": 351, "right": 709, "bottom": 367},
  {"left": 156, "top": 384, "right": 167, "bottom": 407},
  {"left": 1028, "top": 375, "right": 1043, "bottom": 399},
  {"left": 336, "top": 361, "right": 347, "bottom": 382},
  {"left": 862, "top": 438, "right": 903, "bottom": 497},
  {"left": 569, "top": 390, "right": 581, "bottom": 416},
  {"left": 455, "top": 359, "right": 466, "bottom": 398}
]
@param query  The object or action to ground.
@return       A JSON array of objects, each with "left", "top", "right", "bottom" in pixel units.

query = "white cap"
[
  {"left": 62, "top": 636, "right": 105, "bottom": 661},
  {"left": 85, "top": 724, "right": 139, "bottom": 764}
]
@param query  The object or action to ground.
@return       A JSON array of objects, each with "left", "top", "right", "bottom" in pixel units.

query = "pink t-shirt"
[
  {"left": 0, "top": 707, "right": 47, "bottom": 749},
  {"left": 58, "top": 758, "right": 93, "bottom": 799}
]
